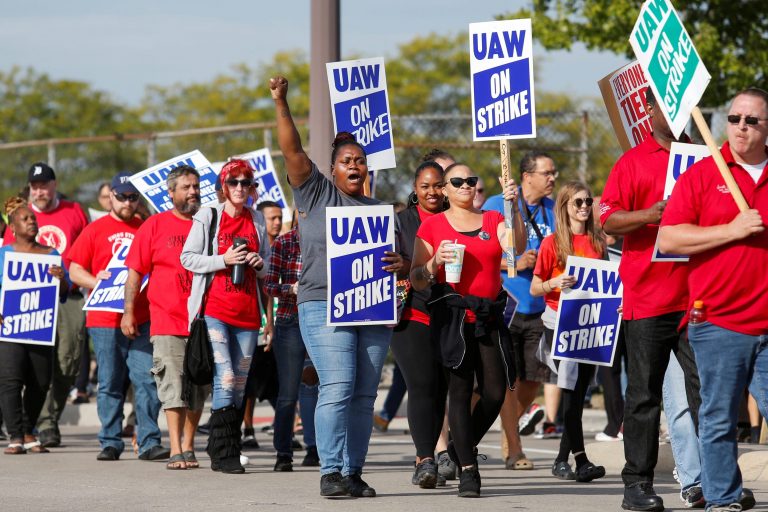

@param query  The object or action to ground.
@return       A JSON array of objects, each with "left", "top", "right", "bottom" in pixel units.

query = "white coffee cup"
[{"left": 444, "top": 243, "right": 466, "bottom": 283}]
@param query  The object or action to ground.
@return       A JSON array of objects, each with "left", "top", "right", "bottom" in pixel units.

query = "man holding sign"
[
  {"left": 69, "top": 172, "right": 167, "bottom": 462},
  {"left": 660, "top": 88, "right": 768, "bottom": 512}
]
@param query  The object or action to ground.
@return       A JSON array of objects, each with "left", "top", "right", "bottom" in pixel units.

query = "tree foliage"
[{"left": 498, "top": 0, "right": 768, "bottom": 107}]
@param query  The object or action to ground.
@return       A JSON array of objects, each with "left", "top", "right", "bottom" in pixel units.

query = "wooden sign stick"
[
  {"left": 690, "top": 106, "right": 749, "bottom": 212},
  {"left": 363, "top": 174, "right": 371, "bottom": 197},
  {"left": 499, "top": 139, "right": 517, "bottom": 277}
]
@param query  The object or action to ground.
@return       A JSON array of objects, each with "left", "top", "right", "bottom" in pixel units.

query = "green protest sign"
[{"left": 630, "top": 0, "right": 710, "bottom": 137}]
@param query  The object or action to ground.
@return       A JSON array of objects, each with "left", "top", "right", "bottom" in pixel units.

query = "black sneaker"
[
  {"left": 680, "top": 485, "right": 705, "bottom": 508},
  {"left": 96, "top": 446, "right": 120, "bottom": 461},
  {"left": 551, "top": 461, "right": 576, "bottom": 480},
  {"left": 138, "top": 445, "right": 171, "bottom": 461},
  {"left": 437, "top": 450, "right": 457, "bottom": 480},
  {"left": 291, "top": 437, "right": 303, "bottom": 451},
  {"left": 740, "top": 488, "right": 756, "bottom": 511},
  {"left": 411, "top": 459, "right": 438, "bottom": 489},
  {"left": 302, "top": 446, "right": 320, "bottom": 467},
  {"left": 274, "top": 455, "right": 293, "bottom": 472},
  {"left": 458, "top": 465, "right": 481, "bottom": 498},
  {"left": 38, "top": 428, "right": 61, "bottom": 448},
  {"left": 622, "top": 482, "right": 664, "bottom": 511},
  {"left": 344, "top": 473, "right": 376, "bottom": 497},
  {"left": 242, "top": 428, "right": 260, "bottom": 450},
  {"left": 320, "top": 472, "right": 348, "bottom": 497}
]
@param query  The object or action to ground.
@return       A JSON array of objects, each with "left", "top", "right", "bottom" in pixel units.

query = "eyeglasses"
[
  {"left": 572, "top": 197, "right": 594, "bottom": 208},
  {"left": 225, "top": 178, "right": 255, "bottom": 188},
  {"left": 727, "top": 114, "right": 768, "bottom": 126},
  {"left": 114, "top": 193, "right": 140, "bottom": 203},
  {"left": 527, "top": 171, "right": 559, "bottom": 179},
  {"left": 448, "top": 176, "right": 479, "bottom": 188}
]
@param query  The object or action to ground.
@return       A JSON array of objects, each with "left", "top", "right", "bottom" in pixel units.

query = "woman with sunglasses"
[
  {"left": 270, "top": 76, "right": 403, "bottom": 498},
  {"left": 530, "top": 181, "right": 606, "bottom": 483},
  {"left": 181, "top": 159, "right": 270, "bottom": 474},
  {"left": 0, "top": 197, "right": 68, "bottom": 455},
  {"left": 410, "top": 163, "right": 524, "bottom": 497}
]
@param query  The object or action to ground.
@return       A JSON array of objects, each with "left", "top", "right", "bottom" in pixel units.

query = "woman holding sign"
[
  {"left": 270, "top": 76, "right": 403, "bottom": 498},
  {"left": 530, "top": 181, "right": 606, "bottom": 483},
  {"left": 0, "top": 197, "right": 68, "bottom": 455},
  {"left": 409, "top": 163, "right": 524, "bottom": 498}
]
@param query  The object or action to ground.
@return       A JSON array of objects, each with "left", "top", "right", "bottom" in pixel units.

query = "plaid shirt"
[{"left": 264, "top": 228, "right": 302, "bottom": 321}]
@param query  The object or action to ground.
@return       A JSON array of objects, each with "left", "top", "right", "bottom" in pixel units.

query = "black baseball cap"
[{"left": 28, "top": 162, "right": 56, "bottom": 183}]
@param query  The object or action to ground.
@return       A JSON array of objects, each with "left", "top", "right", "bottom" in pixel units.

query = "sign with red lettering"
[{"left": 598, "top": 61, "right": 652, "bottom": 152}]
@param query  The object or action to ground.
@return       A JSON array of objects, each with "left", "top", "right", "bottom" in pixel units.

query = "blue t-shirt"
[{"left": 484, "top": 192, "right": 555, "bottom": 314}]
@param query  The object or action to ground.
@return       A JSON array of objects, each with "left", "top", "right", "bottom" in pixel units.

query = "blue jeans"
[
  {"left": 89, "top": 324, "right": 161, "bottom": 456},
  {"left": 299, "top": 374, "right": 318, "bottom": 449},
  {"left": 298, "top": 300, "right": 392, "bottom": 475},
  {"left": 663, "top": 354, "right": 702, "bottom": 490},
  {"left": 272, "top": 317, "right": 316, "bottom": 457},
  {"left": 379, "top": 362, "right": 406, "bottom": 422},
  {"left": 688, "top": 322, "right": 768, "bottom": 507},
  {"left": 204, "top": 316, "right": 259, "bottom": 410}
]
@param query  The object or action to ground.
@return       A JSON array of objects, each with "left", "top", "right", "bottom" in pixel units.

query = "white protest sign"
[
  {"left": 88, "top": 208, "right": 108, "bottom": 222},
  {"left": 232, "top": 149, "right": 290, "bottom": 210},
  {"left": 326, "top": 205, "right": 397, "bottom": 326},
  {"left": 82, "top": 239, "right": 148, "bottom": 313},
  {"left": 598, "top": 61, "right": 652, "bottom": 151},
  {"left": 630, "top": 0, "right": 711, "bottom": 138},
  {"left": 652, "top": 142, "right": 710, "bottom": 261},
  {"left": 553, "top": 257, "right": 623, "bottom": 367},
  {"left": 0, "top": 252, "right": 62, "bottom": 346},
  {"left": 326, "top": 57, "right": 396, "bottom": 171},
  {"left": 129, "top": 150, "right": 219, "bottom": 213},
  {"left": 469, "top": 18, "right": 536, "bottom": 141}
]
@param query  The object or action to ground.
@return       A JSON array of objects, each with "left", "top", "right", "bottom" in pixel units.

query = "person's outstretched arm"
[{"left": 270, "top": 76, "right": 312, "bottom": 187}]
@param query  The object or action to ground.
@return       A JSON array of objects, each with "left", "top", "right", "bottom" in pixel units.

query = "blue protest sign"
[
  {"left": 233, "top": 149, "right": 290, "bottom": 210},
  {"left": 0, "top": 252, "right": 62, "bottom": 346},
  {"left": 326, "top": 57, "right": 396, "bottom": 171},
  {"left": 82, "top": 239, "right": 148, "bottom": 313},
  {"left": 129, "top": 150, "right": 219, "bottom": 213},
  {"left": 553, "top": 257, "right": 623, "bottom": 367},
  {"left": 326, "top": 205, "right": 397, "bottom": 326},
  {"left": 469, "top": 19, "right": 536, "bottom": 141}
]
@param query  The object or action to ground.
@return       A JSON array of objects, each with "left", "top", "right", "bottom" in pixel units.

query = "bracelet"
[{"left": 421, "top": 261, "right": 435, "bottom": 282}]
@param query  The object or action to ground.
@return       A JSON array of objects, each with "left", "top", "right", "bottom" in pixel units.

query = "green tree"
[{"left": 498, "top": 0, "right": 768, "bottom": 107}]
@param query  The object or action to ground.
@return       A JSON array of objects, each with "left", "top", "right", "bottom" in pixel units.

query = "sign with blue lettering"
[
  {"left": 129, "top": 150, "right": 219, "bottom": 213},
  {"left": 83, "top": 239, "right": 148, "bottom": 313},
  {"left": 326, "top": 57, "right": 396, "bottom": 171},
  {"left": 232, "top": 148, "right": 290, "bottom": 211},
  {"left": 652, "top": 141, "right": 709, "bottom": 261},
  {"left": 0, "top": 252, "right": 62, "bottom": 346},
  {"left": 326, "top": 205, "right": 397, "bottom": 326},
  {"left": 469, "top": 19, "right": 536, "bottom": 141},
  {"left": 553, "top": 257, "right": 623, "bottom": 367}
]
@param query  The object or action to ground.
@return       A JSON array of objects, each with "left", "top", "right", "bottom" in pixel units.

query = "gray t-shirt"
[{"left": 293, "top": 163, "right": 381, "bottom": 304}]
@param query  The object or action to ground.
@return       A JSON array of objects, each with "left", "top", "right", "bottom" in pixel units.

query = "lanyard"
[{"left": 518, "top": 187, "right": 547, "bottom": 242}]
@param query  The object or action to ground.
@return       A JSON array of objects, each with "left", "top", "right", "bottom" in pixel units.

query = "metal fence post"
[
  {"left": 47, "top": 141, "right": 56, "bottom": 168},
  {"left": 578, "top": 111, "right": 589, "bottom": 183},
  {"left": 146, "top": 136, "right": 157, "bottom": 167}
]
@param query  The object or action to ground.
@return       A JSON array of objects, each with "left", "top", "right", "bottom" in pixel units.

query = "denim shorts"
[{"left": 150, "top": 335, "right": 210, "bottom": 411}]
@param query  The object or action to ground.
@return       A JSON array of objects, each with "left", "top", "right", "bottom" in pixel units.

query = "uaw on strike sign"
[{"left": 82, "top": 239, "right": 148, "bottom": 313}]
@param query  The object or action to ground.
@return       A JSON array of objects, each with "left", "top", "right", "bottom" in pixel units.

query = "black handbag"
[{"left": 184, "top": 207, "right": 217, "bottom": 386}]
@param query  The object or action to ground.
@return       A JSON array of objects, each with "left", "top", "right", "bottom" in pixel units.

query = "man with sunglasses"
[
  {"left": 601, "top": 88, "right": 702, "bottom": 511},
  {"left": 660, "top": 87, "right": 768, "bottom": 512},
  {"left": 2, "top": 162, "right": 90, "bottom": 450},
  {"left": 69, "top": 172, "right": 168, "bottom": 462}
]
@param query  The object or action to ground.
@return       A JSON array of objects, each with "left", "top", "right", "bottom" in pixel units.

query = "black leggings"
[
  {"left": 0, "top": 341, "right": 53, "bottom": 440},
  {"left": 390, "top": 319, "right": 448, "bottom": 458},
  {"left": 447, "top": 324, "right": 507, "bottom": 466}
]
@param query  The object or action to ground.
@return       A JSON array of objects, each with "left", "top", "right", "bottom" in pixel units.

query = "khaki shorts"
[{"left": 150, "top": 335, "right": 210, "bottom": 411}]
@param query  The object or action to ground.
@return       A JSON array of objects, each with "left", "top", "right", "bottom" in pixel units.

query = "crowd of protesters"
[{"left": 0, "top": 78, "right": 766, "bottom": 511}]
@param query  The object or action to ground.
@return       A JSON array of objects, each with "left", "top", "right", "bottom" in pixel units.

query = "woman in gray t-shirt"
[{"left": 270, "top": 76, "right": 403, "bottom": 498}]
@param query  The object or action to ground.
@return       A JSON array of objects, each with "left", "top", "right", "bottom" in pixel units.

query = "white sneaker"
[
  {"left": 240, "top": 455, "right": 250, "bottom": 466},
  {"left": 518, "top": 404, "right": 545, "bottom": 436},
  {"left": 594, "top": 431, "right": 623, "bottom": 442}
]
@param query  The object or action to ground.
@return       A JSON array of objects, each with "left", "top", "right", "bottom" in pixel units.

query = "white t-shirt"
[{"left": 742, "top": 159, "right": 768, "bottom": 184}]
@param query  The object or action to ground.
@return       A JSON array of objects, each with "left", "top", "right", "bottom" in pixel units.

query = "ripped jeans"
[{"left": 204, "top": 316, "right": 259, "bottom": 410}]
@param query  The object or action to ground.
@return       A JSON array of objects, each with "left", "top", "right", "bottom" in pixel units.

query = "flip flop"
[
  {"left": 4, "top": 442, "right": 26, "bottom": 455},
  {"left": 507, "top": 453, "right": 534, "bottom": 470},
  {"left": 24, "top": 440, "right": 49, "bottom": 454},
  {"left": 166, "top": 454, "right": 188, "bottom": 470},
  {"left": 181, "top": 451, "right": 199, "bottom": 469}
]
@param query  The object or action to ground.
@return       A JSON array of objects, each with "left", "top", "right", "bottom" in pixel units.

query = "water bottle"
[
  {"left": 689, "top": 300, "right": 706, "bottom": 324},
  {"left": 231, "top": 237, "right": 248, "bottom": 286}
]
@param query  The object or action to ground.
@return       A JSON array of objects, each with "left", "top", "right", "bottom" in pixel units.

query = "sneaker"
[
  {"left": 437, "top": 473, "right": 447, "bottom": 487},
  {"left": 680, "top": 485, "right": 705, "bottom": 508},
  {"left": 240, "top": 454, "right": 250, "bottom": 466},
  {"left": 320, "top": 471, "right": 348, "bottom": 497},
  {"left": 261, "top": 424, "right": 274, "bottom": 435},
  {"left": 373, "top": 413, "right": 389, "bottom": 433},
  {"left": 437, "top": 450, "right": 457, "bottom": 480},
  {"left": 302, "top": 446, "right": 320, "bottom": 467},
  {"left": 291, "top": 437, "right": 303, "bottom": 451},
  {"left": 138, "top": 445, "right": 171, "bottom": 461},
  {"left": 740, "top": 488, "right": 756, "bottom": 511},
  {"left": 534, "top": 423, "right": 561, "bottom": 439},
  {"left": 411, "top": 458, "right": 438, "bottom": 489},
  {"left": 96, "top": 446, "right": 120, "bottom": 461},
  {"left": 38, "top": 428, "right": 61, "bottom": 449},
  {"left": 457, "top": 465, "right": 481, "bottom": 498},
  {"left": 343, "top": 473, "right": 376, "bottom": 497},
  {"left": 518, "top": 404, "right": 545, "bottom": 436},
  {"left": 242, "top": 428, "right": 260, "bottom": 450},
  {"left": 595, "top": 431, "right": 623, "bottom": 442},
  {"left": 551, "top": 461, "right": 575, "bottom": 480},
  {"left": 197, "top": 420, "right": 210, "bottom": 435},
  {"left": 707, "top": 505, "right": 742, "bottom": 512},
  {"left": 274, "top": 455, "right": 293, "bottom": 472}
]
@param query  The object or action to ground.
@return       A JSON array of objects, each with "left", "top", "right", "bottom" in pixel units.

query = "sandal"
[
  {"left": 23, "top": 440, "right": 49, "bottom": 453},
  {"left": 575, "top": 462, "right": 606, "bottom": 482},
  {"left": 166, "top": 453, "right": 188, "bottom": 470},
  {"left": 4, "top": 441, "right": 26, "bottom": 455},
  {"left": 182, "top": 451, "right": 199, "bottom": 469},
  {"left": 506, "top": 452, "right": 534, "bottom": 470}
]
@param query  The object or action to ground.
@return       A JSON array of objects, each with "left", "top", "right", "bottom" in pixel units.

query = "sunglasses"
[
  {"left": 225, "top": 178, "right": 256, "bottom": 188},
  {"left": 114, "top": 193, "right": 140, "bottom": 203},
  {"left": 448, "top": 176, "right": 479, "bottom": 188},
  {"left": 572, "top": 197, "right": 594, "bottom": 208},
  {"left": 727, "top": 114, "right": 768, "bottom": 126}
]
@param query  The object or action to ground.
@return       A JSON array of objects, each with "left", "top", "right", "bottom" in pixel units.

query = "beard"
[
  {"left": 112, "top": 205, "right": 136, "bottom": 221},
  {"left": 176, "top": 197, "right": 201, "bottom": 215}
]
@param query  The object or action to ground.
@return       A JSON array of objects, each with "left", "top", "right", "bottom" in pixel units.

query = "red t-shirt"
[
  {"left": 417, "top": 210, "right": 504, "bottom": 322},
  {"left": 534, "top": 234, "right": 604, "bottom": 311},
  {"left": 205, "top": 209, "right": 262, "bottom": 329},
  {"left": 662, "top": 142, "right": 768, "bottom": 335},
  {"left": 3, "top": 200, "right": 89, "bottom": 268},
  {"left": 125, "top": 211, "right": 193, "bottom": 337},
  {"left": 401, "top": 207, "right": 438, "bottom": 326},
  {"left": 600, "top": 135, "right": 689, "bottom": 319},
  {"left": 68, "top": 214, "right": 149, "bottom": 328}
]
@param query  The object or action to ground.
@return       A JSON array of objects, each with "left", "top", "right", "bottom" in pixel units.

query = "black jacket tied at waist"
[{"left": 426, "top": 283, "right": 516, "bottom": 390}]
